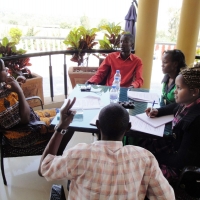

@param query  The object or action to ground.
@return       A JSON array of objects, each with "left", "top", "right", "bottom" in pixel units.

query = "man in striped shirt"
[{"left": 38, "top": 98, "right": 175, "bottom": 200}]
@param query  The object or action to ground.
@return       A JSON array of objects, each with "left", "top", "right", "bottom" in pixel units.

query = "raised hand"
[
  {"left": 5, "top": 76, "right": 23, "bottom": 94},
  {"left": 16, "top": 76, "right": 26, "bottom": 85},
  {"left": 57, "top": 97, "right": 76, "bottom": 130}
]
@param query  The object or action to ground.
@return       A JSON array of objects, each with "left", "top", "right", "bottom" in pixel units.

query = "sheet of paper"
[
  {"left": 90, "top": 113, "right": 99, "bottom": 126},
  {"left": 127, "top": 91, "right": 160, "bottom": 103},
  {"left": 61, "top": 96, "right": 101, "bottom": 110},
  {"left": 135, "top": 113, "right": 173, "bottom": 128},
  {"left": 90, "top": 114, "right": 165, "bottom": 137},
  {"left": 130, "top": 116, "right": 165, "bottom": 137}
]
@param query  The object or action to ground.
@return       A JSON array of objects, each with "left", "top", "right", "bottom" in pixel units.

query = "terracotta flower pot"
[
  {"left": 21, "top": 72, "right": 44, "bottom": 107},
  {"left": 68, "top": 66, "right": 98, "bottom": 88}
]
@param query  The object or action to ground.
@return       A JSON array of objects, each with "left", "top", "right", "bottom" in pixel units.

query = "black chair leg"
[
  {"left": 67, "top": 180, "right": 71, "bottom": 191},
  {"left": 0, "top": 146, "right": 7, "bottom": 185}
]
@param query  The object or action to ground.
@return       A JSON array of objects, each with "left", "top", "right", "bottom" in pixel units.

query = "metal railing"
[
  {"left": 1, "top": 49, "right": 129, "bottom": 101},
  {"left": 1, "top": 41, "right": 200, "bottom": 102}
]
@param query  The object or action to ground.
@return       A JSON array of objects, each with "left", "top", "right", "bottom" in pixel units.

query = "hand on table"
[
  {"left": 85, "top": 81, "right": 95, "bottom": 85},
  {"left": 145, "top": 107, "right": 158, "bottom": 118},
  {"left": 128, "top": 85, "right": 134, "bottom": 89},
  {"left": 57, "top": 97, "right": 76, "bottom": 130}
]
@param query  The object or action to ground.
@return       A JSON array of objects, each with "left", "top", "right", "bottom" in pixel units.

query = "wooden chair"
[{"left": 0, "top": 96, "right": 54, "bottom": 185}]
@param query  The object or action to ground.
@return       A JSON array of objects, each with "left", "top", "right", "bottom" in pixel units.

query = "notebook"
[
  {"left": 61, "top": 96, "right": 101, "bottom": 110},
  {"left": 90, "top": 114, "right": 166, "bottom": 137},
  {"left": 90, "top": 113, "right": 99, "bottom": 126},
  {"left": 127, "top": 91, "right": 160, "bottom": 103},
  {"left": 135, "top": 113, "right": 174, "bottom": 128},
  {"left": 130, "top": 116, "right": 165, "bottom": 137}
]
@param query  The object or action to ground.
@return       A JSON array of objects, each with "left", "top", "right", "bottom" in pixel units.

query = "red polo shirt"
[{"left": 88, "top": 52, "right": 143, "bottom": 88}]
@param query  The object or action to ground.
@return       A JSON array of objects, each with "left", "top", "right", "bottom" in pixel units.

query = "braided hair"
[
  {"left": 163, "top": 49, "right": 187, "bottom": 73},
  {"left": 179, "top": 63, "right": 200, "bottom": 90}
]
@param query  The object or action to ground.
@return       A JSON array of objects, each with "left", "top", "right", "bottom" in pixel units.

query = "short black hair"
[
  {"left": 98, "top": 104, "right": 129, "bottom": 138},
  {"left": 163, "top": 49, "right": 187, "bottom": 73},
  {"left": 121, "top": 33, "right": 134, "bottom": 44}
]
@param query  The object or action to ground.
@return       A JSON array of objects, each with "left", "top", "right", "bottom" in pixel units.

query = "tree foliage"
[
  {"left": 9, "top": 27, "right": 23, "bottom": 44},
  {"left": 167, "top": 8, "right": 180, "bottom": 42}
]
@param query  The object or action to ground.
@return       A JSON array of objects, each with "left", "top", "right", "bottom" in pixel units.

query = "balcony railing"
[{"left": 1, "top": 37, "right": 200, "bottom": 102}]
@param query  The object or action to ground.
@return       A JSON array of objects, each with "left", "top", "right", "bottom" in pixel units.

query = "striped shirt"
[{"left": 41, "top": 141, "right": 175, "bottom": 200}]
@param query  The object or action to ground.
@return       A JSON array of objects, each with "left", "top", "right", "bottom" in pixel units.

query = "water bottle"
[
  {"left": 110, "top": 85, "right": 118, "bottom": 103},
  {"left": 114, "top": 70, "right": 121, "bottom": 83},
  {"left": 112, "top": 77, "right": 120, "bottom": 94}
]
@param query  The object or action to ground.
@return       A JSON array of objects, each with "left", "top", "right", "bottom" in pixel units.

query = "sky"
[{"left": 0, "top": 0, "right": 183, "bottom": 27}]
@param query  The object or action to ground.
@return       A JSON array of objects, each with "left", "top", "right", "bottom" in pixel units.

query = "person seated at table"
[
  {"left": 145, "top": 63, "right": 200, "bottom": 182},
  {"left": 86, "top": 33, "right": 143, "bottom": 88},
  {"left": 38, "top": 100, "right": 175, "bottom": 200},
  {"left": 0, "top": 59, "right": 58, "bottom": 153},
  {"left": 161, "top": 49, "right": 186, "bottom": 105}
]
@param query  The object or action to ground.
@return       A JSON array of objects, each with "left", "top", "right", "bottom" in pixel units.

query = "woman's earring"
[{"left": 193, "top": 94, "right": 195, "bottom": 96}]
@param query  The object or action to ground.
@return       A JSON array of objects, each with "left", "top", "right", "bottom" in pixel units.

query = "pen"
[{"left": 151, "top": 100, "right": 156, "bottom": 111}]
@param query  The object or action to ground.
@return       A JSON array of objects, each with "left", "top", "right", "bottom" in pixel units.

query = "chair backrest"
[
  {"left": 176, "top": 166, "right": 200, "bottom": 198},
  {"left": 26, "top": 96, "right": 44, "bottom": 109},
  {"left": 49, "top": 184, "right": 66, "bottom": 200}
]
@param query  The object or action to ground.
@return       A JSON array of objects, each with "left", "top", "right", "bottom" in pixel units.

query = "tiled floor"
[{"left": 0, "top": 132, "right": 97, "bottom": 200}]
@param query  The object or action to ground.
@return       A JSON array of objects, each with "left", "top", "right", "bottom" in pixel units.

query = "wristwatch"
[{"left": 54, "top": 125, "right": 68, "bottom": 135}]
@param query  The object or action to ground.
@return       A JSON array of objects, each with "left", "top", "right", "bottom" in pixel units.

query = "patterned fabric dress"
[{"left": 0, "top": 88, "right": 57, "bottom": 156}]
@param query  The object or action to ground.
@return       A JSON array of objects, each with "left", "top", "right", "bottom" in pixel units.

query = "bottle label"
[{"left": 110, "top": 93, "right": 118, "bottom": 100}]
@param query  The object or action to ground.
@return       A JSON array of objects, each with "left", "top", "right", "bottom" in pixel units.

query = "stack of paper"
[
  {"left": 127, "top": 91, "right": 160, "bottom": 103},
  {"left": 129, "top": 116, "right": 165, "bottom": 137},
  {"left": 90, "top": 112, "right": 173, "bottom": 137},
  {"left": 61, "top": 96, "right": 101, "bottom": 110},
  {"left": 135, "top": 113, "right": 174, "bottom": 128}
]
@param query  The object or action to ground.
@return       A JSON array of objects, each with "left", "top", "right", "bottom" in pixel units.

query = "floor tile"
[{"left": 0, "top": 132, "right": 97, "bottom": 200}]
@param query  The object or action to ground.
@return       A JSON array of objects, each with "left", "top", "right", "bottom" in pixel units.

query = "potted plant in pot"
[
  {"left": 0, "top": 36, "right": 44, "bottom": 107},
  {"left": 63, "top": 26, "right": 100, "bottom": 88},
  {"left": 93, "top": 22, "right": 126, "bottom": 65}
]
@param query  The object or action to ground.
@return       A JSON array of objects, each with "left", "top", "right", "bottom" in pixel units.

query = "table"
[{"left": 51, "top": 84, "right": 172, "bottom": 139}]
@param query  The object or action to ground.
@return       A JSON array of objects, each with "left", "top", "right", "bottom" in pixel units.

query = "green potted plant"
[
  {"left": 93, "top": 22, "right": 126, "bottom": 65},
  {"left": 99, "top": 22, "right": 125, "bottom": 49},
  {"left": 63, "top": 26, "right": 100, "bottom": 88},
  {"left": 63, "top": 26, "right": 99, "bottom": 66},
  {"left": 0, "top": 33, "right": 44, "bottom": 106},
  {"left": 0, "top": 37, "right": 32, "bottom": 78}
]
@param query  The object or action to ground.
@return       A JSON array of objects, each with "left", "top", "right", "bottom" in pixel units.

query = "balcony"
[
  {"left": 1, "top": 37, "right": 200, "bottom": 200},
  {"left": 2, "top": 37, "right": 200, "bottom": 106}
]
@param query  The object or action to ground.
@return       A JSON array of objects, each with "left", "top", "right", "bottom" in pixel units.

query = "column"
[
  {"left": 176, "top": 0, "right": 200, "bottom": 66},
  {"left": 135, "top": 0, "right": 159, "bottom": 89}
]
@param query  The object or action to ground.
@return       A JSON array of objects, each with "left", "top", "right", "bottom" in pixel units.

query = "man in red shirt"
[{"left": 87, "top": 33, "right": 143, "bottom": 88}]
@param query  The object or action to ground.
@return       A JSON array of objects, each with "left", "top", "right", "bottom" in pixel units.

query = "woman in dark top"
[
  {"left": 145, "top": 63, "right": 200, "bottom": 180},
  {"left": 161, "top": 49, "right": 186, "bottom": 105}
]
